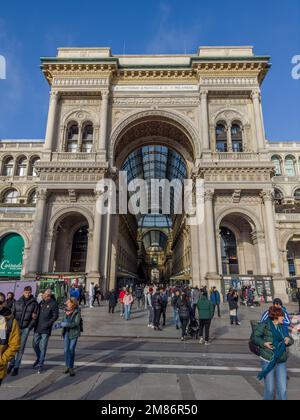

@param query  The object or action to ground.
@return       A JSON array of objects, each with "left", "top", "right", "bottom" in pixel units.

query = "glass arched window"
[
  {"left": 221, "top": 227, "right": 239, "bottom": 275},
  {"left": 82, "top": 123, "right": 93, "bottom": 153},
  {"left": 294, "top": 189, "right": 300, "bottom": 202},
  {"left": 66, "top": 123, "right": 79, "bottom": 153},
  {"left": 29, "top": 157, "right": 40, "bottom": 177},
  {"left": 28, "top": 190, "right": 37, "bottom": 204},
  {"left": 216, "top": 123, "right": 227, "bottom": 152},
  {"left": 231, "top": 123, "right": 243, "bottom": 152},
  {"left": 3, "top": 189, "right": 19, "bottom": 204},
  {"left": 2, "top": 157, "right": 14, "bottom": 176},
  {"left": 285, "top": 156, "right": 296, "bottom": 177},
  {"left": 16, "top": 157, "right": 27, "bottom": 177},
  {"left": 272, "top": 156, "right": 282, "bottom": 176}
]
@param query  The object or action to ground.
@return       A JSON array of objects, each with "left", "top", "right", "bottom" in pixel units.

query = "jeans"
[
  {"left": 148, "top": 307, "right": 154, "bottom": 325},
  {"left": 180, "top": 317, "right": 189, "bottom": 338},
  {"left": 213, "top": 304, "right": 221, "bottom": 317},
  {"left": 261, "top": 361, "right": 287, "bottom": 401},
  {"left": 173, "top": 307, "right": 181, "bottom": 328},
  {"left": 32, "top": 333, "right": 50, "bottom": 368},
  {"left": 9, "top": 327, "right": 30, "bottom": 369},
  {"left": 64, "top": 335, "right": 78, "bottom": 369},
  {"left": 124, "top": 304, "right": 131, "bottom": 320},
  {"left": 199, "top": 319, "right": 211, "bottom": 342}
]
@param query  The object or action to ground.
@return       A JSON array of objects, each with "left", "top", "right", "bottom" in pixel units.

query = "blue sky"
[{"left": 0, "top": 0, "right": 299, "bottom": 141}]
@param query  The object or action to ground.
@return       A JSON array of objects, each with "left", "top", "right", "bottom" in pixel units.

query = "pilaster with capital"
[
  {"left": 89, "top": 190, "right": 104, "bottom": 275},
  {"left": 252, "top": 89, "right": 265, "bottom": 150},
  {"left": 200, "top": 90, "right": 210, "bottom": 151},
  {"left": 44, "top": 91, "right": 60, "bottom": 151},
  {"left": 99, "top": 90, "right": 110, "bottom": 152},
  {"left": 204, "top": 189, "right": 219, "bottom": 276}
]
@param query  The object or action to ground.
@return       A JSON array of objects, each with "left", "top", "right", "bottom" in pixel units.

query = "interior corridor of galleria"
[{"left": 0, "top": 46, "right": 300, "bottom": 303}]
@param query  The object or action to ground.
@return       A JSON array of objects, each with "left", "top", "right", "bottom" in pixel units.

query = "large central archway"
[{"left": 108, "top": 114, "right": 197, "bottom": 290}]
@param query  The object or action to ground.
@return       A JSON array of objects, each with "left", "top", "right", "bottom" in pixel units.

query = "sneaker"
[
  {"left": 32, "top": 360, "right": 39, "bottom": 370},
  {"left": 147, "top": 324, "right": 152, "bottom": 328},
  {"left": 236, "top": 322, "right": 241, "bottom": 326},
  {"left": 181, "top": 337, "right": 185, "bottom": 342},
  {"left": 205, "top": 341, "right": 210, "bottom": 346},
  {"left": 11, "top": 368, "right": 19, "bottom": 377},
  {"left": 69, "top": 369, "right": 75, "bottom": 377},
  {"left": 199, "top": 337, "right": 205, "bottom": 345},
  {"left": 37, "top": 367, "right": 43, "bottom": 374}
]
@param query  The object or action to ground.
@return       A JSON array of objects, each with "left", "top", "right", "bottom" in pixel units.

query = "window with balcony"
[
  {"left": 16, "top": 157, "right": 27, "bottom": 177},
  {"left": 28, "top": 190, "right": 37, "bottom": 205},
  {"left": 2, "top": 157, "right": 14, "bottom": 176},
  {"left": 66, "top": 123, "right": 79, "bottom": 153},
  {"left": 29, "top": 157, "right": 40, "bottom": 177},
  {"left": 216, "top": 123, "right": 227, "bottom": 152},
  {"left": 271, "top": 156, "right": 282, "bottom": 176},
  {"left": 231, "top": 123, "right": 243, "bottom": 152},
  {"left": 285, "top": 156, "right": 296, "bottom": 177},
  {"left": 82, "top": 123, "right": 94, "bottom": 153}
]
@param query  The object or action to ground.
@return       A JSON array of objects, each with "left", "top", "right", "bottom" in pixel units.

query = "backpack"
[
  {"left": 249, "top": 322, "right": 267, "bottom": 357},
  {"left": 0, "top": 318, "right": 13, "bottom": 346}
]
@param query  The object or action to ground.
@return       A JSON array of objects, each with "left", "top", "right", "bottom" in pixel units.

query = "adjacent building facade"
[{"left": 0, "top": 46, "right": 299, "bottom": 302}]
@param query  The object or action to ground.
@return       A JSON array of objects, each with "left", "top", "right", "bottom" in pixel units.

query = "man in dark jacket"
[
  {"left": 9, "top": 286, "right": 38, "bottom": 376},
  {"left": 210, "top": 287, "right": 221, "bottom": 318},
  {"left": 32, "top": 289, "right": 59, "bottom": 374},
  {"left": 108, "top": 290, "right": 117, "bottom": 314},
  {"left": 152, "top": 289, "right": 163, "bottom": 331}
]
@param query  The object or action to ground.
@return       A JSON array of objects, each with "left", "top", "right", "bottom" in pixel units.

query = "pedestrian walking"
[
  {"left": 191, "top": 287, "right": 200, "bottom": 318},
  {"left": 89, "top": 283, "right": 95, "bottom": 308},
  {"left": 119, "top": 287, "right": 126, "bottom": 317},
  {"left": 123, "top": 290, "right": 134, "bottom": 321},
  {"left": 6, "top": 292, "right": 16, "bottom": 311},
  {"left": 0, "top": 297, "right": 20, "bottom": 387},
  {"left": 92, "top": 284, "right": 101, "bottom": 307},
  {"left": 9, "top": 286, "right": 38, "bottom": 376},
  {"left": 152, "top": 288, "right": 163, "bottom": 331},
  {"left": 210, "top": 287, "right": 221, "bottom": 318},
  {"left": 228, "top": 290, "right": 240, "bottom": 326},
  {"left": 135, "top": 286, "right": 144, "bottom": 310},
  {"left": 177, "top": 292, "right": 191, "bottom": 341},
  {"left": 171, "top": 289, "right": 181, "bottom": 330},
  {"left": 32, "top": 289, "right": 59, "bottom": 374},
  {"left": 108, "top": 290, "right": 117, "bottom": 313},
  {"left": 262, "top": 288, "right": 268, "bottom": 304},
  {"left": 55, "top": 298, "right": 82, "bottom": 378},
  {"left": 147, "top": 288, "right": 154, "bottom": 328},
  {"left": 160, "top": 289, "right": 168, "bottom": 327},
  {"left": 78, "top": 284, "right": 86, "bottom": 306},
  {"left": 253, "top": 306, "right": 294, "bottom": 400},
  {"left": 197, "top": 292, "right": 214, "bottom": 345}
]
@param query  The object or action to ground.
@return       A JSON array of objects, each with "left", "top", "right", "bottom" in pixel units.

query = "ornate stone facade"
[{"left": 0, "top": 46, "right": 299, "bottom": 302}]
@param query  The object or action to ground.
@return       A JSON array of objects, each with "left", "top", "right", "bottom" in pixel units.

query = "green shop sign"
[{"left": 0, "top": 233, "right": 24, "bottom": 277}]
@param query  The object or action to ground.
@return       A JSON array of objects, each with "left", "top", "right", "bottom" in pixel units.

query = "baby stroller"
[{"left": 188, "top": 317, "right": 200, "bottom": 340}]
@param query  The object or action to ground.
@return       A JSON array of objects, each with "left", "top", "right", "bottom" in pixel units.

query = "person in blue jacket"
[
  {"left": 260, "top": 298, "right": 291, "bottom": 336},
  {"left": 210, "top": 287, "right": 221, "bottom": 318},
  {"left": 69, "top": 285, "right": 80, "bottom": 301}
]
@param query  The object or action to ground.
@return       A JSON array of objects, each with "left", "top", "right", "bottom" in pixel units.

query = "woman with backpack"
[
  {"left": 56, "top": 298, "right": 82, "bottom": 377},
  {"left": 0, "top": 295, "right": 21, "bottom": 387},
  {"left": 176, "top": 291, "right": 191, "bottom": 341},
  {"left": 252, "top": 306, "right": 294, "bottom": 400}
]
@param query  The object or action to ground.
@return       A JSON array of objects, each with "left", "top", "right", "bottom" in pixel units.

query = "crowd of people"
[{"left": 0, "top": 281, "right": 299, "bottom": 400}]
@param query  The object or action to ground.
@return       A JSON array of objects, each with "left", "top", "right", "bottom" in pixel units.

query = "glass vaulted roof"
[
  {"left": 122, "top": 146, "right": 187, "bottom": 228},
  {"left": 143, "top": 230, "right": 168, "bottom": 251}
]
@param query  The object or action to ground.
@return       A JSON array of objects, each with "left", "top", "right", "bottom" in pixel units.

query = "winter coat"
[
  {"left": 151, "top": 292, "right": 162, "bottom": 310},
  {"left": 210, "top": 291, "right": 221, "bottom": 306},
  {"left": 253, "top": 320, "right": 294, "bottom": 363},
  {"left": 227, "top": 294, "right": 239, "bottom": 311},
  {"left": 135, "top": 287, "right": 143, "bottom": 299},
  {"left": 161, "top": 292, "right": 168, "bottom": 308},
  {"left": 12, "top": 295, "right": 39, "bottom": 330},
  {"left": 0, "top": 307, "right": 21, "bottom": 380},
  {"left": 197, "top": 296, "right": 214, "bottom": 320},
  {"left": 109, "top": 292, "right": 117, "bottom": 306},
  {"left": 69, "top": 288, "right": 80, "bottom": 300},
  {"left": 177, "top": 298, "right": 191, "bottom": 320},
  {"left": 6, "top": 299, "right": 16, "bottom": 311},
  {"left": 123, "top": 294, "right": 134, "bottom": 306},
  {"left": 34, "top": 298, "right": 59, "bottom": 336},
  {"left": 62, "top": 308, "right": 81, "bottom": 340}
]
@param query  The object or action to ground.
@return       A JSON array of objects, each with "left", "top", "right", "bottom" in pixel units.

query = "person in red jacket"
[{"left": 119, "top": 287, "right": 126, "bottom": 317}]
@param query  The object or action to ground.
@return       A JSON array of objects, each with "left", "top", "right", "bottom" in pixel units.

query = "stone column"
[
  {"left": 44, "top": 91, "right": 59, "bottom": 151},
  {"left": 261, "top": 190, "right": 288, "bottom": 302},
  {"left": 252, "top": 90, "right": 265, "bottom": 150},
  {"left": 200, "top": 90, "right": 210, "bottom": 151},
  {"left": 227, "top": 126, "right": 233, "bottom": 152},
  {"left": 26, "top": 189, "right": 48, "bottom": 274},
  {"left": 87, "top": 191, "right": 103, "bottom": 287},
  {"left": 99, "top": 90, "right": 110, "bottom": 151},
  {"left": 251, "top": 230, "right": 268, "bottom": 275},
  {"left": 204, "top": 190, "right": 221, "bottom": 290}
]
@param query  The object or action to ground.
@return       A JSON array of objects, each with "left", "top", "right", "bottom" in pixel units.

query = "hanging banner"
[{"left": 0, "top": 234, "right": 24, "bottom": 277}]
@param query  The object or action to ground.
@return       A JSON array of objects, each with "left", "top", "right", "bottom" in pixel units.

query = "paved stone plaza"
[{"left": 1, "top": 303, "right": 299, "bottom": 400}]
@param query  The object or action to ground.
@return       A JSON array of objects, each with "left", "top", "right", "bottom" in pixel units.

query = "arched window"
[
  {"left": 285, "top": 156, "right": 296, "bottom": 177},
  {"left": 274, "top": 189, "right": 284, "bottom": 205},
  {"left": 294, "top": 188, "right": 300, "bottom": 202},
  {"left": 216, "top": 123, "right": 227, "bottom": 152},
  {"left": 66, "top": 123, "right": 79, "bottom": 153},
  {"left": 28, "top": 190, "right": 37, "bottom": 204},
  {"left": 2, "top": 157, "right": 14, "bottom": 176},
  {"left": 29, "top": 157, "right": 40, "bottom": 177},
  {"left": 82, "top": 123, "right": 94, "bottom": 153},
  {"left": 221, "top": 227, "right": 239, "bottom": 275},
  {"left": 271, "top": 156, "right": 282, "bottom": 176},
  {"left": 3, "top": 189, "right": 19, "bottom": 204},
  {"left": 231, "top": 123, "right": 243, "bottom": 152},
  {"left": 16, "top": 157, "right": 27, "bottom": 177}
]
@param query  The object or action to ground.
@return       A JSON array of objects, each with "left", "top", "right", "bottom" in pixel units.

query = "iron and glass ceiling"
[{"left": 122, "top": 145, "right": 187, "bottom": 228}]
